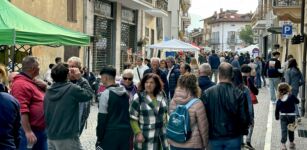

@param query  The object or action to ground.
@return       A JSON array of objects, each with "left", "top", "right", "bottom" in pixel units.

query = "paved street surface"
[{"left": 80, "top": 86, "right": 307, "bottom": 150}]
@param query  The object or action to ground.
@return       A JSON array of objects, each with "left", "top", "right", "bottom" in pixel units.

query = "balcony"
[
  {"left": 144, "top": 0, "right": 168, "bottom": 17},
  {"left": 227, "top": 39, "right": 237, "bottom": 45},
  {"left": 272, "top": 0, "right": 301, "bottom": 23},
  {"left": 181, "top": 13, "right": 191, "bottom": 28},
  {"left": 210, "top": 39, "right": 220, "bottom": 45},
  {"left": 144, "top": 0, "right": 153, "bottom": 4},
  {"left": 155, "top": 0, "right": 168, "bottom": 11}
]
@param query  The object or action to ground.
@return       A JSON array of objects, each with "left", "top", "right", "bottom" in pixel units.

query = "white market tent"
[
  {"left": 146, "top": 39, "right": 200, "bottom": 59},
  {"left": 236, "top": 44, "right": 261, "bottom": 57},
  {"left": 147, "top": 39, "right": 200, "bottom": 51}
]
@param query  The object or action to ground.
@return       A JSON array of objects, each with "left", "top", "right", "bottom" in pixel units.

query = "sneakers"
[
  {"left": 289, "top": 142, "right": 296, "bottom": 149},
  {"left": 281, "top": 143, "right": 287, "bottom": 150},
  {"left": 245, "top": 142, "right": 255, "bottom": 150}
]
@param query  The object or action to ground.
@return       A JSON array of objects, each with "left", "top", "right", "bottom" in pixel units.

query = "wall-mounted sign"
[
  {"left": 122, "top": 8, "right": 135, "bottom": 23},
  {"left": 94, "top": 1, "right": 112, "bottom": 17}
]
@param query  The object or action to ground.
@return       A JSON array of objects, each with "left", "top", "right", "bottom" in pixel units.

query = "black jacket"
[
  {"left": 266, "top": 58, "right": 282, "bottom": 78},
  {"left": 201, "top": 83, "right": 249, "bottom": 140}
]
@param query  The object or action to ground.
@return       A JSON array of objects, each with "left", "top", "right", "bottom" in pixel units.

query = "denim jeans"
[
  {"left": 269, "top": 78, "right": 280, "bottom": 102},
  {"left": 256, "top": 72, "right": 262, "bottom": 88},
  {"left": 170, "top": 146, "right": 202, "bottom": 150},
  {"left": 210, "top": 69, "right": 219, "bottom": 83},
  {"left": 246, "top": 123, "right": 254, "bottom": 143},
  {"left": 209, "top": 136, "right": 242, "bottom": 150},
  {"left": 19, "top": 129, "right": 47, "bottom": 150},
  {"left": 280, "top": 115, "right": 295, "bottom": 143}
]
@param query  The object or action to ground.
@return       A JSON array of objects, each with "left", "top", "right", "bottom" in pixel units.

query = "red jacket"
[{"left": 11, "top": 74, "right": 45, "bottom": 130}]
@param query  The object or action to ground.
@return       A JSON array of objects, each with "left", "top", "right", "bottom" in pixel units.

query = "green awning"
[{"left": 0, "top": 0, "right": 90, "bottom": 46}]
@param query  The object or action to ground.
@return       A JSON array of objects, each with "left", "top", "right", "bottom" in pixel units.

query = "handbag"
[
  {"left": 250, "top": 91, "right": 258, "bottom": 104},
  {"left": 246, "top": 78, "right": 258, "bottom": 104},
  {"left": 288, "top": 118, "right": 299, "bottom": 132}
]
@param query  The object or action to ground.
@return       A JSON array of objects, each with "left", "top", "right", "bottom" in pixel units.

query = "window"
[
  {"left": 64, "top": 46, "right": 80, "bottom": 61},
  {"left": 67, "top": 0, "right": 77, "bottom": 22}
]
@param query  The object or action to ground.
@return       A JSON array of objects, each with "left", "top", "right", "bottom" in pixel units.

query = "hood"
[
  {"left": 172, "top": 88, "right": 192, "bottom": 105},
  {"left": 108, "top": 84, "right": 127, "bottom": 96},
  {"left": 46, "top": 82, "right": 72, "bottom": 101},
  {"left": 281, "top": 94, "right": 289, "bottom": 102}
]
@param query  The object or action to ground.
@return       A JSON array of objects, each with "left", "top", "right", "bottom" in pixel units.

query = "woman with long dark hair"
[
  {"left": 285, "top": 58, "right": 305, "bottom": 97},
  {"left": 232, "top": 68, "right": 255, "bottom": 149},
  {"left": 129, "top": 73, "right": 168, "bottom": 150}
]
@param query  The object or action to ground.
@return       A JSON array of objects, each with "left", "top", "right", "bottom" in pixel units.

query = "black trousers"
[
  {"left": 280, "top": 115, "right": 295, "bottom": 143},
  {"left": 100, "top": 130, "right": 132, "bottom": 150}
]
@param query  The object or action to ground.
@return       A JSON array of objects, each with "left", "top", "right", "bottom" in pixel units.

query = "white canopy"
[
  {"left": 237, "top": 45, "right": 260, "bottom": 54},
  {"left": 147, "top": 39, "right": 200, "bottom": 51}
]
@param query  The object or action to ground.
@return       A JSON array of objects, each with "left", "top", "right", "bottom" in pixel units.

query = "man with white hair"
[
  {"left": 143, "top": 57, "right": 169, "bottom": 97},
  {"left": 231, "top": 55, "right": 241, "bottom": 69},
  {"left": 133, "top": 57, "right": 149, "bottom": 84},
  {"left": 67, "top": 56, "right": 94, "bottom": 135},
  {"left": 198, "top": 63, "right": 215, "bottom": 93}
]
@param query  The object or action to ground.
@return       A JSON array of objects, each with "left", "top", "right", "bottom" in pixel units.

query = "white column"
[{"left": 115, "top": 2, "right": 122, "bottom": 75}]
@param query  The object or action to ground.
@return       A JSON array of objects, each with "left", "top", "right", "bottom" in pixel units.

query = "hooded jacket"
[
  {"left": 44, "top": 82, "right": 93, "bottom": 140},
  {"left": 96, "top": 84, "right": 131, "bottom": 142},
  {"left": 168, "top": 88, "right": 209, "bottom": 149}
]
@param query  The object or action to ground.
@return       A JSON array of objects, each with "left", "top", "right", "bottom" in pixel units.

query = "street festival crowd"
[{"left": 0, "top": 49, "right": 305, "bottom": 150}]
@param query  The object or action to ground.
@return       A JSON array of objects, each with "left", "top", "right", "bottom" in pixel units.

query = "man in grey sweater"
[{"left": 44, "top": 63, "right": 93, "bottom": 150}]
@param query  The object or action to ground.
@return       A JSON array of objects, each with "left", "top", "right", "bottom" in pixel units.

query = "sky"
[{"left": 188, "top": 0, "right": 258, "bottom": 30}]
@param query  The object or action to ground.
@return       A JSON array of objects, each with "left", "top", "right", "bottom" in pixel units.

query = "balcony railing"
[
  {"left": 273, "top": 0, "right": 301, "bottom": 7},
  {"left": 210, "top": 39, "right": 220, "bottom": 44},
  {"left": 155, "top": 0, "right": 168, "bottom": 11},
  {"left": 144, "top": 0, "right": 153, "bottom": 4},
  {"left": 227, "top": 39, "right": 237, "bottom": 45}
]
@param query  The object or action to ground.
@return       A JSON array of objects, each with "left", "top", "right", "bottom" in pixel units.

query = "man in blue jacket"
[
  {"left": 198, "top": 63, "right": 215, "bottom": 93},
  {"left": 208, "top": 50, "right": 220, "bottom": 83},
  {"left": 0, "top": 83, "right": 21, "bottom": 149}
]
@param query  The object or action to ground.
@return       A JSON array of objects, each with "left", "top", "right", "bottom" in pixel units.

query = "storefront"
[
  {"left": 93, "top": 0, "right": 115, "bottom": 73},
  {"left": 120, "top": 7, "right": 137, "bottom": 71}
]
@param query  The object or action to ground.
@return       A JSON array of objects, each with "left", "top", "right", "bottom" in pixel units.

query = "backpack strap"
[{"left": 185, "top": 98, "right": 199, "bottom": 109}]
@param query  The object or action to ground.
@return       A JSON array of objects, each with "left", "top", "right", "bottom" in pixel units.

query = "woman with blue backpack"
[{"left": 167, "top": 74, "right": 209, "bottom": 150}]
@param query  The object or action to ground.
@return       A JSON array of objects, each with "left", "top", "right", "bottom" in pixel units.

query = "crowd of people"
[{"left": 0, "top": 49, "right": 305, "bottom": 150}]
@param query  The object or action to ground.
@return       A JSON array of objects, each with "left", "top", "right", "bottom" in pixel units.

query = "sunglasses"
[{"left": 123, "top": 77, "right": 133, "bottom": 81}]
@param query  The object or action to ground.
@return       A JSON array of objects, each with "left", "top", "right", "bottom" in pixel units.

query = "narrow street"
[{"left": 80, "top": 86, "right": 307, "bottom": 150}]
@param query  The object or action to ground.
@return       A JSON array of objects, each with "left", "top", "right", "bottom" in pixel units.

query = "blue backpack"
[{"left": 166, "top": 98, "right": 199, "bottom": 143}]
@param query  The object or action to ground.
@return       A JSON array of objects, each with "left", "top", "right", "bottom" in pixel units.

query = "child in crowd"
[{"left": 275, "top": 83, "right": 299, "bottom": 150}]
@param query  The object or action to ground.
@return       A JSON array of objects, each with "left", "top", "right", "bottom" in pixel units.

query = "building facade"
[
  {"left": 189, "top": 28, "right": 204, "bottom": 46},
  {"left": 202, "top": 9, "right": 252, "bottom": 51},
  {"left": 10, "top": 0, "right": 86, "bottom": 76},
  {"left": 164, "top": 0, "right": 191, "bottom": 41},
  {"left": 252, "top": 0, "right": 307, "bottom": 116}
]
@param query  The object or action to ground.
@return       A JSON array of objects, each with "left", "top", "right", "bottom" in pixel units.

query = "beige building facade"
[{"left": 11, "top": 0, "right": 86, "bottom": 77}]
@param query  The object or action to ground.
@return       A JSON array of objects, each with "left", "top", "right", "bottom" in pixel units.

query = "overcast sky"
[
  {"left": 187, "top": 0, "right": 258, "bottom": 30},
  {"left": 189, "top": 0, "right": 258, "bottom": 18}
]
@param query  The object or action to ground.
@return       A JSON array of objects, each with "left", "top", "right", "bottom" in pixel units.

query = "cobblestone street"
[{"left": 80, "top": 86, "right": 307, "bottom": 150}]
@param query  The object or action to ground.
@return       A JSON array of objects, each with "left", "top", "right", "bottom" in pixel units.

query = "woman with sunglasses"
[{"left": 120, "top": 69, "right": 137, "bottom": 104}]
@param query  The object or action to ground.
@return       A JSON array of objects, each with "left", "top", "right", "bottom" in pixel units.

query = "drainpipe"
[
  {"left": 83, "top": 0, "right": 89, "bottom": 70},
  {"left": 301, "top": 0, "right": 307, "bottom": 117}
]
